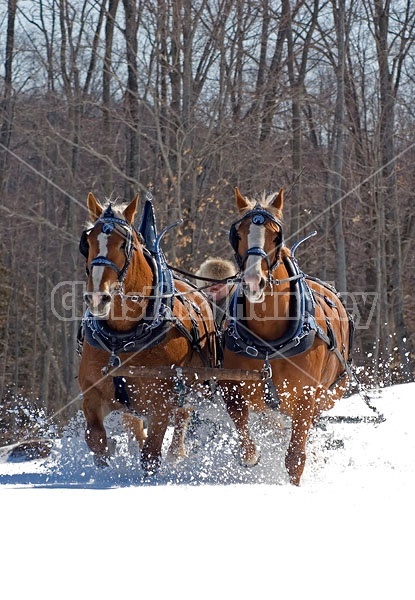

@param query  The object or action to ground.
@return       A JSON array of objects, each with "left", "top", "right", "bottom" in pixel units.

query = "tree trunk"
[
  {"left": 329, "top": 0, "right": 347, "bottom": 294},
  {"left": 0, "top": 0, "right": 17, "bottom": 194},
  {"left": 103, "top": 0, "right": 120, "bottom": 195},
  {"left": 283, "top": 0, "right": 319, "bottom": 235},
  {"left": 373, "top": 0, "right": 412, "bottom": 380},
  {"left": 123, "top": 0, "right": 141, "bottom": 198}
]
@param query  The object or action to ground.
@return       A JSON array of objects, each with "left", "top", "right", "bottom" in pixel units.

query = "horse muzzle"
[
  {"left": 242, "top": 276, "right": 266, "bottom": 303},
  {"left": 84, "top": 291, "right": 112, "bottom": 318}
]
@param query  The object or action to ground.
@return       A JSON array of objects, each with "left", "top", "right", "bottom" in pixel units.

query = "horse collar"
[{"left": 224, "top": 256, "right": 317, "bottom": 360}]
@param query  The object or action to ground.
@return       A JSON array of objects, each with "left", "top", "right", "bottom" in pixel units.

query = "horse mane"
[{"left": 239, "top": 191, "right": 284, "bottom": 222}]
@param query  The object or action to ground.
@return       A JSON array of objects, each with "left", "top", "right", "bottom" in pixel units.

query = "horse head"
[
  {"left": 230, "top": 187, "right": 285, "bottom": 303},
  {"left": 81, "top": 192, "right": 142, "bottom": 319}
]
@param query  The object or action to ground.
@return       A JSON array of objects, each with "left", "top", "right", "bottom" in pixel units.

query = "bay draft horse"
[
  {"left": 78, "top": 193, "right": 216, "bottom": 473},
  {"left": 221, "top": 187, "right": 353, "bottom": 485}
]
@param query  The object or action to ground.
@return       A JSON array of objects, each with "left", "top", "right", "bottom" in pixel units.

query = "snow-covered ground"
[{"left": 1, "top": 382, "right": 414, "bottom": 599}]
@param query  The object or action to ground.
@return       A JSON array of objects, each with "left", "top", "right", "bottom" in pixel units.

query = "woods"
[{"left": 0, "top": 0, "right": 414, "bottom": 441}]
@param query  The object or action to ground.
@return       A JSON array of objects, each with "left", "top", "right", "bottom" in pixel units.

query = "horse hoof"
[
  {"left": 166, "top": 449, "right": 188, "bottom": 465},
  {"left": 141, "top": 454, "right": 161, "bottom": 476},
  {"left": 242, "top": 447, "right": 261, "bottom": 467}
]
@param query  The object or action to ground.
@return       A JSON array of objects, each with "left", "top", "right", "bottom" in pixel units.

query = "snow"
[{"left": 1, "top": 382, "right": 414, "bottom": 600}]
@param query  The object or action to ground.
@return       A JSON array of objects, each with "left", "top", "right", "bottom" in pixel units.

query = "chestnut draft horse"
[
  {"left": 222, "top": 188, "right": 353, "bottom": 485},
  {"left": 78, "top": 193, "right": 216, "bottom": 473}
]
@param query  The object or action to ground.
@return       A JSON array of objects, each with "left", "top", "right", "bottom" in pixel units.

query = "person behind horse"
[{"left": 195, "top": 258, "right": 237, "bottom": 328}]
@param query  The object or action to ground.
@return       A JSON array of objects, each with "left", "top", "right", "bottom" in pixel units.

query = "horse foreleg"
[
  {"left": 141, "top": 411, "right": 170, "bottom": 475},
  {"left": 123, "top": 413, "right": 147, "bottom": 449},
  {"left": 223, "top": 385, "right": 260, "bottom": 467},
  {"left": 166, "top": 406, "right": 193, "bottom": 464},
  {"left": 285, "top": 396, "right": 315, "bottom": 486},
  {"left": 83, "top": 399, "right": 111, "bottom": 467}
]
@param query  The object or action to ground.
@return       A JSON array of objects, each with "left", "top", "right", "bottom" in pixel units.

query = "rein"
[
  {"left": 168, "top": 264, "right": 240, "bottom": 285},
  {"left": 168, "top": 264, "right": 302, "bottom": 298}
]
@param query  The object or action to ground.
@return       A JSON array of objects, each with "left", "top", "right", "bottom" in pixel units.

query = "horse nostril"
[
  {"left": 84, "top": 292, "right": 111, "bottom": 307},
  {"left": 259, "top": 278, "right": 266, "bottom": 290}
]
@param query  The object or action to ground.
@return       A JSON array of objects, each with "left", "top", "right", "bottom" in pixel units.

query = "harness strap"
[
  {"left": 314, "top": 319, "right": 353, "bottom": 378},
  {"left": 174, "top": 294, "right": 217, "bottom": 368},
  {"left": 80, "top": 209, "right": 139, "bottom": 281},
  {"left": 90, "top": 256, "right": 123, "bottom": 278},
  {"left": 261, "top": 359, "right": 281, "bottom": 410}
]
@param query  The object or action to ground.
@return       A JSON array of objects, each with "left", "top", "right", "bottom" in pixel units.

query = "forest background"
[{"left": 0, "top": 0, "right": 414, "bottom": 444}]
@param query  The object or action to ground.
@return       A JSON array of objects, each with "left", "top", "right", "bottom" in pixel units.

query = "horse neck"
[
  {"left": 107, "top": 249, "right": 154, "bottom": 331},
  {"left": 244, "top": 261, "right": 291, "bottom": 340}
]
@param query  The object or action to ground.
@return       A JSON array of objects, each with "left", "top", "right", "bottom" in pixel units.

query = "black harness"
[{"left": 224, "top": 255, "right": 318, "bottom": 360}]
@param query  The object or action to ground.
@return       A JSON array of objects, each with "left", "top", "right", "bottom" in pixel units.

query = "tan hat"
[{"left": 196, "top": 258, "right": 236, "bottom": 280}]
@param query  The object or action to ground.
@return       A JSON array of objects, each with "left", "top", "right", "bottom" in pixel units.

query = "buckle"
[{"left": 246, "top": 345, "right": 259, "bottom": 357}]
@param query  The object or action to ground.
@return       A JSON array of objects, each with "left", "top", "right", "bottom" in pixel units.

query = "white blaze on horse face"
[
  {"left": 90, "top": 232, "right": 110, "bottom": 310},
  {"left": 244, "top": 223, "right": 266, "bottom": 302}
]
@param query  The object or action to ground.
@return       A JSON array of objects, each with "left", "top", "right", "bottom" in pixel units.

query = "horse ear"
[
  {"left": 268, "top": 188, "right": 284, "bottom": 213},
  {"left": 87, "top": 192, "right": 103, "bottom": 222},
  {"left": 235, "top": 187, "right": 250, "bottom": 212},
  {"left": 124, "top": 194, "right": 139, "bottom": 224}
]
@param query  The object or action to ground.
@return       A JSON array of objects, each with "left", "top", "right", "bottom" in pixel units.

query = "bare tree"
[
  {"left": 370, "top": 0, "right": 414, "bottom": 378},
  {"left": 102, "top": 0, "right": 120, "bottom": 194},
  {"left": 0, "top": 0, "right": 17, "bottom": 194},
  {"left": 327, "top": 0, "right": 348, "bottom": 294}
]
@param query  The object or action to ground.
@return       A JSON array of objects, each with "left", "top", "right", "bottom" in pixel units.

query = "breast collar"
[{"left": 224, "top": 255, "right": 318, "bottom": 360}]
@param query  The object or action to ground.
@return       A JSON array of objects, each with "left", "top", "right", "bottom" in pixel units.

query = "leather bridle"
[
  {"left": 229, "top": 205, "right": 284, "bottom": 272},
  {"left": 79, "top": 205, "right": 141, "bottom": 282}
]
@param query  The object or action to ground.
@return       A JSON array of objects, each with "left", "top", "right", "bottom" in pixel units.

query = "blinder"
[
  {"left": 79, "top": 230, "right": 89, "bottom": 259},
  {"left": 229, "top": 205, "right": 284, "bottom": 270}
]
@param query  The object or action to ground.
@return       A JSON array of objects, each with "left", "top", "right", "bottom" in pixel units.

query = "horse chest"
[{"left": 244, "top": 292, "right": 289, "bottom": 337}]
